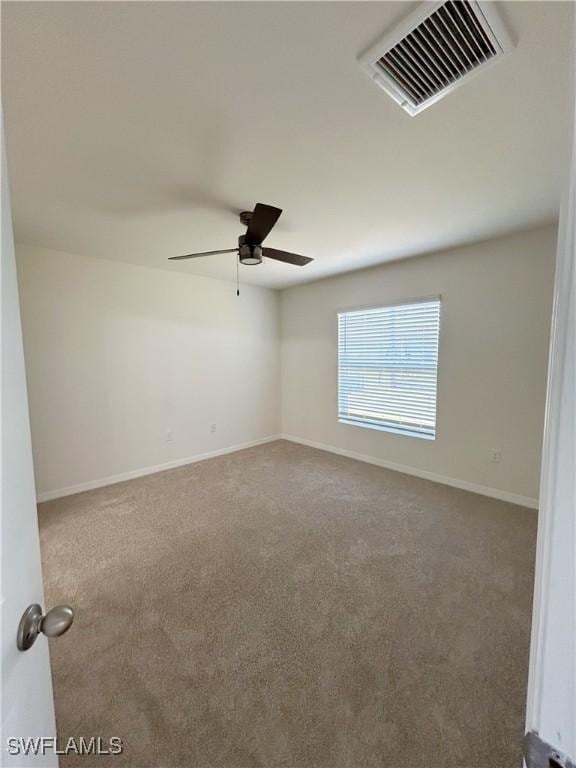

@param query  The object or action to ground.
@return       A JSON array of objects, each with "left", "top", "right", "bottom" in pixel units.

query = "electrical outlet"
[
  {"left": 165, "top": 431, "right": 173, "bottom": 443},
  {"left": 490, "top": 448, "right": 501, "bottom": 463},
  {"left": 210, "top": 423, "right": 217, "bottom": 434}
]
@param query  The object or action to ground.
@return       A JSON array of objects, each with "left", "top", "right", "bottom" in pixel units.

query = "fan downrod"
[{"left": 239, "top": 211, "right": 253, "bottom": 227}]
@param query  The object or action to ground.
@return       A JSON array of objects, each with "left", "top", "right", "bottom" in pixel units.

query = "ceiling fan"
[{"left": 168, "top": 203, "right": 313, "bottom": 268}]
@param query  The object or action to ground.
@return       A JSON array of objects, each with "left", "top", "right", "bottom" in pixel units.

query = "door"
[
  {"left": 1, "top": 120, "right": 58, "bottom": 764},
  {"left": 524, "top": 70, "right": 575, "bottom": 767}
]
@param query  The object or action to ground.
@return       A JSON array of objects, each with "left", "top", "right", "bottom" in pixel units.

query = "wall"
[
  {"left": 16, "top": 245, "right": 281, "bottom": 500},
  {"left": 280, "top": 225, "right": 557, "bottom": 507},
  {"left": 18, "top": 226, "right": 556, "bottom": 506}
]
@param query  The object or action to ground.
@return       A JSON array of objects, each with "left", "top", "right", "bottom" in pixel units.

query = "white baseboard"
[
  {"left": 38, "top": 433, "right": 538, "bottom": 510},
  {"left": 280, "top": 434, "right": 538, "bottom": 509},
  {"left": 37, "top": 435, "right": 282, "bottom": 503}
]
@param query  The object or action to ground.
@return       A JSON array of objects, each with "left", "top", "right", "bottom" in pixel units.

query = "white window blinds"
[{"left": 338, "top": 298, "right": 441, "bottom": 440}]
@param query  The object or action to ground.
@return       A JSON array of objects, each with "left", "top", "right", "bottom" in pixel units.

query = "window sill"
[{"left": 338, "top": 418, "right": 436, "bottom": 441}]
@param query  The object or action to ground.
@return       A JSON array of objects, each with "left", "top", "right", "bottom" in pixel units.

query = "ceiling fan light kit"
[{"left": 238, "top": 235, "right": 262, "bottom": 266}]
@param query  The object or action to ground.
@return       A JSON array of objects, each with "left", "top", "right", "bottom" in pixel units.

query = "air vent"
[{"left": 358, "top": 0, "right": 513, "bottom": 115}]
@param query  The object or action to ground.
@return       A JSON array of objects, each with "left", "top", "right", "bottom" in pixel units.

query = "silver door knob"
[{"left": 17, "top": 603, "right": 74, "bottom": 651}]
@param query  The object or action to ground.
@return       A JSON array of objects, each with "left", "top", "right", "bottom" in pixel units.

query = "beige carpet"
[{"left": 39, "top": 440, "right": 537, "bottom": 768}]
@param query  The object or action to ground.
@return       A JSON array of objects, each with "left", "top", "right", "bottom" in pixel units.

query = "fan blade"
[
  {"left": 245, "top": 203, "right": 282, "bottom": 245},
  {"left": 263, "top": 248, "right": 313, "bottom": 266},
  {"left": 168, "top": 249, "right": 237, "bottom": 261}
]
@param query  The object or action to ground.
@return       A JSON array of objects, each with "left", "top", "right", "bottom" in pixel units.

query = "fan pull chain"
[{"left": 236, "top": 255, "right": 240, "bottom": 297}]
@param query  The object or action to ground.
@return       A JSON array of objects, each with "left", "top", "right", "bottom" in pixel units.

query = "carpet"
[{"left": 38, "top": 440, "right": 537, "bottom": 767}]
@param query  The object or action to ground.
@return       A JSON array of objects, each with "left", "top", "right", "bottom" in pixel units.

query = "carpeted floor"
[{"left": 39, "top": 440, "right": 537, "bottom": 768}]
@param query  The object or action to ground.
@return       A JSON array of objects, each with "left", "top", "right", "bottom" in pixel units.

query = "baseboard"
[
  {"left": 37, "top": 435, "right": 283, "bottom": 503},
  {"left": 280, "top": 434, "right": 538, "bottom": 509},
  {"left": 38, "top": 433, "right": 538, "bottom": 509}
]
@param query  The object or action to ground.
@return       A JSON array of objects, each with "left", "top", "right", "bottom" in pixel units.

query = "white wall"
[
  {"left": 281, "top": 225, "right": 557, "bottom": 506},
  {"left": 18, "top": 226, "right": 557, "bottom": 506},
  {"left": 16, "top": 245, "right": 281, "bottom": 500}
]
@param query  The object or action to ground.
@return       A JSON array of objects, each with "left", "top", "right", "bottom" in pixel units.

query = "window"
[{"left": 338, "top": 298, "right": 441, "bottom": 440}]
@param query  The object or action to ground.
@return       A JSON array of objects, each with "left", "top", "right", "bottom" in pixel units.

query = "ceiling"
[{"left": 2, "top": 1, "right": 573, "bottom": 289}]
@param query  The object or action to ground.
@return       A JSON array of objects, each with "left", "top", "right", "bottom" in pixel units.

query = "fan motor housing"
[{"left": 238, "top": 235, "right": 262, "bottom": 265}]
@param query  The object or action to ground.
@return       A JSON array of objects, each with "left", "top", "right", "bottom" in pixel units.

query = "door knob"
[{"left": 17, "top": 603, "right": 74, "bottom": 651}]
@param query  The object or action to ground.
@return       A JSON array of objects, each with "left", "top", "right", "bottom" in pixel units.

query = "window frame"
[{"left": 337, "top": 295, "right": 442, "bottom": 441}]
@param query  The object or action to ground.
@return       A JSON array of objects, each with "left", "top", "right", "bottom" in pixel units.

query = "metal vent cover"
[{"left": 358, "top": 0, "right": 513, "bottom": 115}]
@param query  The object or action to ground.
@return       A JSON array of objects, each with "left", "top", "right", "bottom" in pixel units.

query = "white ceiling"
[{"left": 2, "top": 1, "right": 572, "bottom": 289}]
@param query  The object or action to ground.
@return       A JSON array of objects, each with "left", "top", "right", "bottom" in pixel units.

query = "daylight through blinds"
[{"left": 338, "top": 298, "right": 441, "bottom": 439}]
